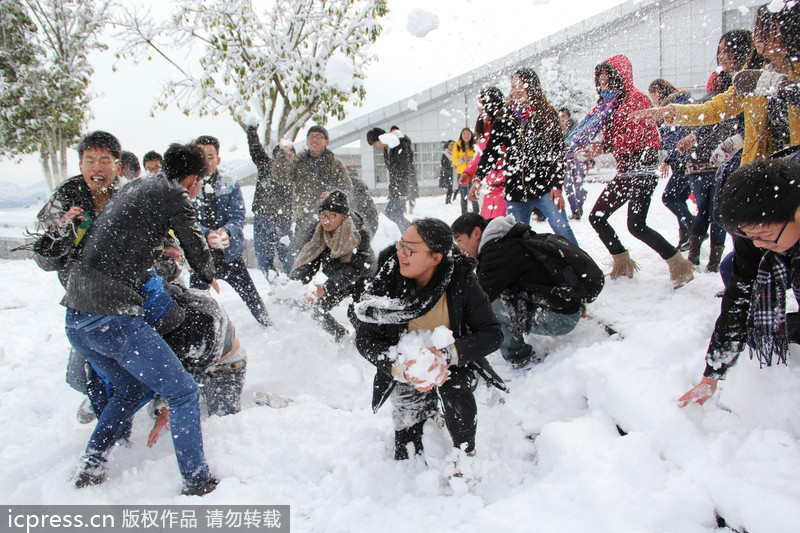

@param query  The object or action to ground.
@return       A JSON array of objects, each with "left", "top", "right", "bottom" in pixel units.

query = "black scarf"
[
  {"left": 747, "top": 245, "right": 800, "bottom": 367},
  {"left": 354, "top": 251, "right": 454, "bottom": 325}
]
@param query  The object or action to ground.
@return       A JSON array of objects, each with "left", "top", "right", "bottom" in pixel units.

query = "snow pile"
[
  {"left": 406, "top": 9, "right": 439, "bottom": 38},
  {"left": 3, "top": 178, "right": 800, "bottom": 532}
]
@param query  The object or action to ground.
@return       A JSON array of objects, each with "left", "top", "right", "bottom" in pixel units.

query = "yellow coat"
[
  {"left": 451, "top": 141, "right": 476, "bottom": 175},
  {"left": 667, "top": 69, "right": 800, "bottom": 165}
]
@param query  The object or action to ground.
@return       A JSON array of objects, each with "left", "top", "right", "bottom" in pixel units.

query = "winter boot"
[
  {"left": 706, "top": 245, "right": 725, "bottom": 273},
  {"left": 395, "top": 419, "right": 426, "bottom": 460},
  {"left": 666, "top": 251, "right": 695, "bottom": 289},
  {"left": 182, "top": 477, "right": 219, "bottom": 497},
  {"left": 686, "top": 235, "right": 702, "bottom": 266},
  {"left": 609, "top": 251, "right": 639, "bottom": 280}
]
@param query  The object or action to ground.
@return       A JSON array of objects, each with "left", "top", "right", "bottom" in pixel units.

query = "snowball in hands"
[{"left": 391, "top": 326, "right": 455, "bottom": 389}]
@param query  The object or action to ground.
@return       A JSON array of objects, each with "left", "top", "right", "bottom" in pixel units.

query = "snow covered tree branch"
[
  {"left": 0, "top": 0, "right": 112, "bottom": 191},
  {"left": 114, "top": 0, "right": 388, "bottom": 145}
]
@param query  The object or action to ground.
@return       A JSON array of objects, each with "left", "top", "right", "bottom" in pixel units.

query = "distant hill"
[{"left": 0, "top": 181, "right": 48, "bottom": 209}]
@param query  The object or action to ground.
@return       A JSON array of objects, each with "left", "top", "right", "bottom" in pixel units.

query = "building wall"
[{"left": 336, "top": 0, "right": 766, "bottom": 192}]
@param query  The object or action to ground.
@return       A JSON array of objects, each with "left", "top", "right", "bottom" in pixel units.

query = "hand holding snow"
[{"left": 391, "top": 326, "right": 455, "bottom": 391}]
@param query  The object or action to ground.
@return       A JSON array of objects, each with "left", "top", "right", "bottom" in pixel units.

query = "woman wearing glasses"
[
  {"left": 290, "top": 190, "right": 375, "bottom": 341},
  {"left": 352, "top": 218, "right": 505, "bottom": 463}
]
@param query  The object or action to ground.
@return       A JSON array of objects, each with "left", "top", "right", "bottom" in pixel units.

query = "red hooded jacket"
[{"left": 598, "top": 55, "right": 661, "bottom": 172}]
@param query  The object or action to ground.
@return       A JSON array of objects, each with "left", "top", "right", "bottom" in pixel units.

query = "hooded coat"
[{"left": 595, "top": 54, "right": 661, "bottom": 172}]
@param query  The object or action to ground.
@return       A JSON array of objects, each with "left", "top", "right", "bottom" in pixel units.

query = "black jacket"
[
  {"left": 290, "top": 213, "right": 376, "bottom": 303},
  {"left": 478, "top": 220, "right": 583, "bottom": 315},
  {"left": 476, "top": 105, "right": 566, "bottom": 203},
  {"left": 62, "top": 174, "right": 215, "bottom": 316},
  {"left": 352, "top": 247, "right": 505, "bottom": 412},
  {"left": 33, "top": 175, "right": 99, "bottom": 286},
  {"left": 384, "top": 136, "right": 415, "bottom": 200},
  {"left": 247, "top": 126, "right": 293, "bottom": 224}
]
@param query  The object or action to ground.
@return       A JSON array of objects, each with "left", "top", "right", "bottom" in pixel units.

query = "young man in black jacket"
[
  {"left": 62, "top": 142, "right": 219, "bottom": 496},
  {"left": 452, "top": 213, "right": 587, "bottom": 367}
]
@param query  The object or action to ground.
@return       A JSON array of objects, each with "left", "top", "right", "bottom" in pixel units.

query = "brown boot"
[
  {"left": 609, "top": 251, "right": 639, "bottom": 279},
  {"left": 706, "top": 245, "right": 725, "bottom": 273},
  {"left": 686, "top": 236, "right": 702, "bottom": 266},
  {"left": 666, "top": 251, "right": 695, "bottom": 289}
]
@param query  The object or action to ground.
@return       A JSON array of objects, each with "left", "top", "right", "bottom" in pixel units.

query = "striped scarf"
[{"left": 747, "top": 245, "right": 800, "bottom": 367}]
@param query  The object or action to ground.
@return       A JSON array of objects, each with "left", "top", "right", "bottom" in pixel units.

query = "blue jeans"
[
  {"left": 507, "top": 196, "right": 578, "bottom": 245},
  {"left": 491, "top": 299, "right": 580, "bottom": 362},
  {"left": 661, "top": 170, "right": 694, "bottom": 232},
  {"left": 689, "top": 172, "right": 726, "bottom": 246},
  {"left": 253, "top": 215, "right": 294, "bottom": 276},
  {"left": 65, "top": 310, "right": 211, "bottom": 490},
  {"left": 385, "top": 199, "right": 411, "bottom": 232},
  {"left": 457, "top": 184, "right": 479, "bottom": 214},
  {"left": 563, "top": 157, "right": 586, "bottom": 216}
]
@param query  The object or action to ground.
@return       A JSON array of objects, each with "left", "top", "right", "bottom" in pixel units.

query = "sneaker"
[
  {"left": 75, "top": 471, "right": 106, "bottom": 488},
  {"left": 182, "top": 477, "right": 219, "bottom": 497},
  {"left": 76, "top": 398, "right": 96, "bottom": 424}
]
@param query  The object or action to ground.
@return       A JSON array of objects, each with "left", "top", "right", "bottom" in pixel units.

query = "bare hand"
[
  {"left": 550, "top": 188, "right": 565, "bottom": 210},
  {"left": 677, "top": 376, "right": 718, "bottom": 407},
  {"left": 59, "top": 206, "right": 85, "bottom": 227},
  {"left": 147, "top": 407, "right": 170, "bottom": 448},
  {"left": 404, "top": 352, "right": 449, "bottom": 392},
  {"left": 210, "top": 279, "right": 221, "bottom": 293},
  {"left": 580, "top": 143, "right": 602, "bottom": 161},
  {"left": 630, "top": 106, "right": 675, "bottom": 125},
  {"left": 675, "top": 133, "right": 697, "bottom": 154},
  {"left": 162, "top": 245, "right": 184, "bottom": 262},
  {"left": 660, "top": 162, "right": 671, "bottom": 180}
]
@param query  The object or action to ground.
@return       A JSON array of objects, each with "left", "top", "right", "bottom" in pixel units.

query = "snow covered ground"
[{"left": 2, "top": 176, "right": 800, "bottom": 533}]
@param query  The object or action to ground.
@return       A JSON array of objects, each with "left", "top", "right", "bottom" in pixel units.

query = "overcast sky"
[{"left": 0, "top": 0, "right": 626, "bottom": 186}]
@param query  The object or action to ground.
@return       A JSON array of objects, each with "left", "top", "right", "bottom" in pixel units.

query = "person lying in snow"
[{"left": 351, "top": 218, "right": 505, "bottom": 460}]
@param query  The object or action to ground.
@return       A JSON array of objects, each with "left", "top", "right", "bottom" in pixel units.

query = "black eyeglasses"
[
  {"left": 733, "top": 221, "right": 790, "bottom": 245},
  {"left": 395, "top": 240, "right": 431, "bottom": 257}
]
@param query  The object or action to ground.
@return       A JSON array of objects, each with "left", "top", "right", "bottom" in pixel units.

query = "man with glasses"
[
  {"left": 272, "top": 125, "right": 354, "bottom": 241},
  {"left": 679, "top": 159, "right": 800, "bottom": 407},
  {"left": 290, "top": 190, "right": 374, "bottom": 341},
  {"left": 191, "top": 135, "right": 272, "bottom": 327}
]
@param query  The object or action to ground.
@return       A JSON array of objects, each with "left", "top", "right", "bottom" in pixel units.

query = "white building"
[{"left": 327, "top": 0, "right": 766, "bottom": 193}]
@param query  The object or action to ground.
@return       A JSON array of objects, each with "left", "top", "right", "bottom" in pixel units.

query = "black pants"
[
  {"left": 191, "top": 256, "right": 270, "bottom": 326},
  {"left": 589, "top": 170, "right": 677, "bottom": 260},
  {"left": 392, "top": 365, "right": 478, "bottom": 456}
]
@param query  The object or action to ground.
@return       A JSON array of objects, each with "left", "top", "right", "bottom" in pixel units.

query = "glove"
[
  {"left": 710, "top": 134, "right": 744, "bottom": 167},
  {"left": 207, "top": 230, "right": 230, "bottom": 250},
  {"left": 733, "top": 69, "right": 787, "bottom": 97}
]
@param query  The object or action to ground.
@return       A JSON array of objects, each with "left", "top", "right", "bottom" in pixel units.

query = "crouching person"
[
  {"left": 62, "top": 143, "right": 219, "bottom": 496},
  {"left": 290, "top": 190, "right": 375, "bottom": 341},
  {"left": 452, "top": 213, "right": 604, "bottom": 368},
  {"left": 351, "top": 218, "right": 505, "bottom": 460},
  {"left": 146, "top": 278, "right": 247, "bottom": 445}
]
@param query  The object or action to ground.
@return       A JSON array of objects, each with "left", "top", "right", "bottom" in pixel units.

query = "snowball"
[
  {"left": 325, "top": 52, "right": 355, "bottom": 91},
  {"left": 279, "top": 138, "right": 294, "bottom": 148},
  {"left": 406, "top": 9, "right": 439, "bottom": 38},
  {"left": 378, "top": 132, "right": 401, "bottom": 148},
  {"left": 407, "top": 99, "right": 418, "bottom": 111},
  {"left": 388, "top": 326, "right": 454, "bottom": 388},
  {"left": 243, "top": 112, "right": 260, "bottom": 128}
]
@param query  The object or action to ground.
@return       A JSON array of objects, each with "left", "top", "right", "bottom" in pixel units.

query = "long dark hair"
[
  {"left": 648, "top": 79, "right": 678, "bottom": 104},
  {"left": 455, "top": 127, "right": 475, "bottom": 153},
  {"left": 715, "top": 29, "right": 765, "bottom": 91},
  {"left": 755, "top": 3, "right": 800, "bottom": 67}
]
